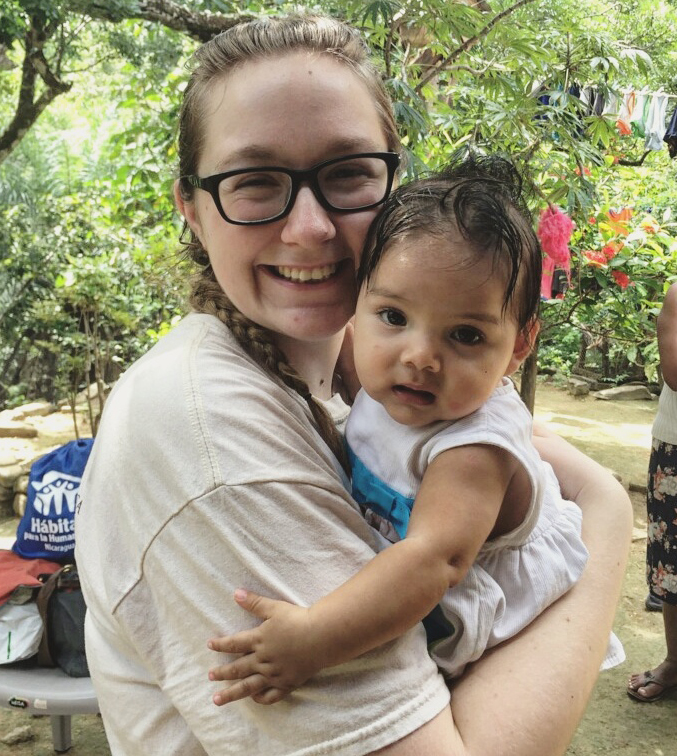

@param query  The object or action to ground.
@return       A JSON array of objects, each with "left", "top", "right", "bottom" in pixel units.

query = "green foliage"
[
  {"left": 0, "top": 27, "right": 190, "bottom": 406},
  {"left": 2, "top": 0, "right": 677, "bottom": 407},
  {"left": 346, "top": 0, "right": 677, "bottom": 386},
  {"left": 536, "top": 321, "right": 581, "bottom": 376},
  {"left": 0, "top": 11, "right": 198, "bottom": 406},
  {"left": 0, "top": 189, "right": 187, "bottom": 405},
  {"left": 540, "top": 153, "right": 677, "bottom": 383}
]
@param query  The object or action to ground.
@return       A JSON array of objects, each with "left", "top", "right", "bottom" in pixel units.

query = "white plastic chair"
[{"left": 0, "top": 665, "right": 99, "bottom": 752}]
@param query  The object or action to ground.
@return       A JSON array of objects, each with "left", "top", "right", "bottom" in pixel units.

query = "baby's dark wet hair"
[{"left": 358, "top": 154, "right": 542, "bottom": 331}]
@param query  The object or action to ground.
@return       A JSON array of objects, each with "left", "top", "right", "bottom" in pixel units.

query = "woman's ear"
[
  {"left": 506, "top": 318, "right": 540, "bottom": 376},
  {"left": 174, "top": 179, "right": 204, "bottom": 244}
]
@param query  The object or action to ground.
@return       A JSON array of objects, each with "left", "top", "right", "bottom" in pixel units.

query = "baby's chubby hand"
[{"left": 208, "top": 589, "right": 322, "bottom": 706}]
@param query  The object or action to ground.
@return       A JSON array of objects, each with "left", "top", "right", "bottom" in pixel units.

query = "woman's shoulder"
[
  {"left": 100, "top": 313, "right": 341, "bottom": 487},
  {"left": 113, "top": 313, "right": 272, "bottom": 406}
]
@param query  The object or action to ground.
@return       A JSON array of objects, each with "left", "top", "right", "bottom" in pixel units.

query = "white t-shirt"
[
  {"left": 652, "top": 383, "right": 677, "bottom": 445},
  {"left": 75, "top": 314, "right": 449, "bottom": 756}
]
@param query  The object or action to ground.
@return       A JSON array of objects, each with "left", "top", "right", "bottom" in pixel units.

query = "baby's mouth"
[
  {"left": 392, "top": 385, "right": 436, "bottom": 405},
  {"left": 271, "top": 263, "right": 338, "bottom": 283}
]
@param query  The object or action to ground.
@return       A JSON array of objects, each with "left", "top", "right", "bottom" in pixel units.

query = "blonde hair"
[{"left": 179, "top": 15, "right": 397, "bottom": 470}]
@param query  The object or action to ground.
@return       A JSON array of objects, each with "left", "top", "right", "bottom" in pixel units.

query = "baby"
[{"left": 208, "top": 155, "right": 622, "bottom": 704}]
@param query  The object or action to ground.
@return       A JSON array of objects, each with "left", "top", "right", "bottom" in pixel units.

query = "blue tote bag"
[{"left": 12, "top": 439, "right": 94, "bottom": 562}]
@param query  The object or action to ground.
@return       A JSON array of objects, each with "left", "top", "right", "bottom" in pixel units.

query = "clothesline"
[{"left": 621, "top": 90, "right": 677, "bottom": 100}]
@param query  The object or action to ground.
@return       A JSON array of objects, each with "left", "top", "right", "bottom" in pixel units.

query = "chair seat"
[{"left": 0, "top": 666, "right": 98, "bottom": 716}]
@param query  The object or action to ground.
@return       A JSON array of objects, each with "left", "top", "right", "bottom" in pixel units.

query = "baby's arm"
[{"left": 209, "top": 443, "right": 518, "bottom": 705}]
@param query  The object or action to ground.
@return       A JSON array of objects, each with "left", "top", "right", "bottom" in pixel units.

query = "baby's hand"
[{"left": 208, "top": 590, "right": 322, "bottom": 706}]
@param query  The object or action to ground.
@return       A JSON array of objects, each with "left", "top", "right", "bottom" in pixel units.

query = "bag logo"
[{"left": 31, "top": 471, "right": 82, "bottom": 516}]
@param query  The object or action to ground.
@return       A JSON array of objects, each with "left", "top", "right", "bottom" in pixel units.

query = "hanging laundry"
[
  {"left": 540, "top": 257, "right": 569, "bottom": 300},
  {"left": 581, "top": 87, "right": 605, "bottom": 116},
  {"left": 630, "top": 92, "right": 648, "bottom": 137},
  {"left": 617, "top": 91, "right": 635, "bottom": 135},
  {"left": 645, "top": 94, "right": 668, "bottom": 150},
  {"left": 664, "top": 103, "right": 677, "bottom": 159},
  {"left": 538, "top": 207, "right": 573, "bottom": 299},
  {"left": 534, "top": 84, "right": 585, "bottom": 139},
  {"left": 541, "top": 255, "right": 555, "bottom": 299},
  {"left": 603, "top": 92, "right": 620, "bottom": 119}
]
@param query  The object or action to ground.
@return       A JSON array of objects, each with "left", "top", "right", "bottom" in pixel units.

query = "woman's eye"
[
  {"left": 451, "top": 327, "right": 483, "bottom": 345},
  {"left": 234, "top": 174, "right": 282, "bottom": 190},
  {"left": 378, "top": 308, "right": 406, "bottom": 327},
  {"left": 325, "top": 160, "right": 373, "bottom": 182},
  {"left": 220, "top": 172, "right": 287, "bottom": 198}
]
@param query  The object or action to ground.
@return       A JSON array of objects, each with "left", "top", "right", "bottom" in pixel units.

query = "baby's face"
[{"left": 352, "top": 235, "right": 531, "bottom": 427}]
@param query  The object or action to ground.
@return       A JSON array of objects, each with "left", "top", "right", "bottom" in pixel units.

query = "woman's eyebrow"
[
  {"left": 213, "top": 139, "right": 387, "bottom": 172},
  {"left": 213, "top": 147, "right": 279, "bottom": 171}
]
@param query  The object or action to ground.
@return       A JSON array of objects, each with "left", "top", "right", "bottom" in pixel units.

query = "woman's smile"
[{"left": 267, "top": 262, "right": 339, "bottom": 283}]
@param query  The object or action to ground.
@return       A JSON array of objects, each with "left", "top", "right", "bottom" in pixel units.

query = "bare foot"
[{"left": 628, "top": 660, "right": 677, "bottom": 702}]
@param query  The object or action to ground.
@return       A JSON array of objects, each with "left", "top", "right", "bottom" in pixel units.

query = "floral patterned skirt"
[{"left": 646, "top": 437, "right": 677, "bottom": 605}]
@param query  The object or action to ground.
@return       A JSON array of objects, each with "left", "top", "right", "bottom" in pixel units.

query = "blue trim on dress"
[{"left": 347, "top": 445, "right": 414, "bottom": 540}]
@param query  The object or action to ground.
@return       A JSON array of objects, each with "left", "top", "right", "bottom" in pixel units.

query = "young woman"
[{"left": 75, "top": 14, "right": 632, "bottom": 756}]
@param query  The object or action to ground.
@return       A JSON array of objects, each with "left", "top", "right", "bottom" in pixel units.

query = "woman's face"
[{"left": 176, "top": 52, "right": 390, "bottom": 347}]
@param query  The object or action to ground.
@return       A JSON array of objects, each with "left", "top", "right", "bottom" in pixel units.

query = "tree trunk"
[
  {"left": 519, "top": 335, "right": 539, "bottom": 413},
  {"left": 575, "top": 332, "right": 587, "bottom": 372},
  {"left": 600, "top": 337, "right": 610, "bottom": 379}
]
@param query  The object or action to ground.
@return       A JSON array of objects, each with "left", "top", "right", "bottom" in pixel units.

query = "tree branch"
[
  {"left": 618, "top": 149, "right": 652, "bottom": 166},
  {"left": 0, "top": 17, "right": 72, "bottom": 166},
  {"left": 68, "top": 0, "right": 254, "bottom": 42},
  {"left": 414, "top": 0, "right": 539, "bottom": 94},
  {"left": 1, "top": 0, "right": 253, "bottom": 164}
]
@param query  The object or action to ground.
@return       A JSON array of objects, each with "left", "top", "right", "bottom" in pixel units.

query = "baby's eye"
[
  {"left": 451, "top": 327, "right": 483, "bottom": 345},
  {"left": 377, "top": 308, "right": 407, "bottom": 327}
]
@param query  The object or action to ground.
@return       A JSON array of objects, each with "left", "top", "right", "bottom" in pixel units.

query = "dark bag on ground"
[{"left": 36, "top": 563, "right": 89, "bottom": 677}]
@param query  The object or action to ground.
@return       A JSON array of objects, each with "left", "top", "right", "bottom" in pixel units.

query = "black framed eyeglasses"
[{"left": 181, "top": 152, "right": 400, "bottom": 226}]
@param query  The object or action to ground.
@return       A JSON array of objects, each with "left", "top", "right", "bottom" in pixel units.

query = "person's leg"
[
  {"left": 628, "top": 437, "right": 677, "bottom": 701},
  {"left": 628, "top": 603, "right": 677, "bottom": 700}
]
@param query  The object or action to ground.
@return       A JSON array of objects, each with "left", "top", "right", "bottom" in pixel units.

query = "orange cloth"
[
  {"left": 617, "top": 91, "right": 635, "bottom": 135},
  {"left": 0, "top": 549, "right": 61, "bottom": 606}
]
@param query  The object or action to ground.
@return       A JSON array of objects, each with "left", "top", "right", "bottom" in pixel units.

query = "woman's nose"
[
  {"left": 401, "top": 338, "right": 441, "bottom": 373},
  {"left": 280, "top": 185, "right": 336, "bottom": 245}
]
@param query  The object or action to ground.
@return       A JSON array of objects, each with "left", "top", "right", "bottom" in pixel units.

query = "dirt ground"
[{"left": 0, "top": 382, "right": 672, "bottom": 755}]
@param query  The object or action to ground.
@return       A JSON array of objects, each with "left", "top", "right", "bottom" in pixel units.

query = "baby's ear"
[{"left": 507, "top": 319, "right": 540, "bottom": 374}]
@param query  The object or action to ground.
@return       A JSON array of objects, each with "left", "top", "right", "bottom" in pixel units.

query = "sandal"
[
  {"left": 645, "top": 593, "right": 663, "bottom": 612},
  {"left": 627, "top": 670, "right": 677, "bottom": 702}
]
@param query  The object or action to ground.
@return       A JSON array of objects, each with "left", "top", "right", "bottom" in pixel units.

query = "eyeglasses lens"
[
  {"left": 319, "top": 156, "right": 390, "bottom": 210},
  {"left": 218, "top": 156, "right": 390, "bottom": 223},
  {"left": 219, "top": 171, "right": 291, "bottom": 224}
]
